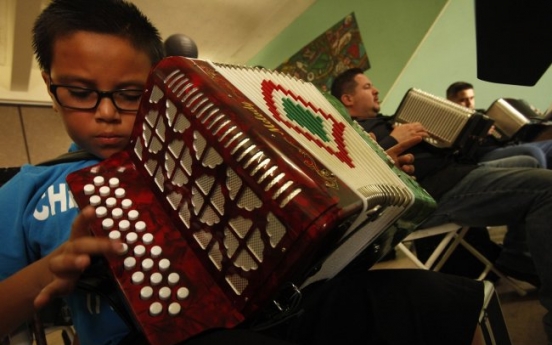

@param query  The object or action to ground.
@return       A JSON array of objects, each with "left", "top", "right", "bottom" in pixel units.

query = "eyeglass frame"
[{"left": 48, "top": 78, "right": 144, "bottom": 112}]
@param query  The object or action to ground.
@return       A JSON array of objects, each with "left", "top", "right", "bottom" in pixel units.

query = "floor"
[
  {"left": 378, "top": 261, "right": 547, "bottom": 345},
  {"left": 497, "top": 281, "right": 547, "bottom": 345},
  {"left": 373, "top": 237, "right": 548, "bottom": 345}
]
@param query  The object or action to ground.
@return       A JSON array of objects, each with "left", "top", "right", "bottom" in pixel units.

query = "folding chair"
[
  {"left": 3, "top": 299, "right": 75, "bottom": 345},
  {"left": 479, "top": 280, "right": 513, "bottom": 345},
  {"left": 396, "top": 223, "right": 528, "bottom": 296}
]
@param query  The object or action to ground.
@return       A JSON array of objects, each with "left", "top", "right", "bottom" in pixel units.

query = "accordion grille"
[{"left": 395, "top": 88, "right": 475, "bottom": 148}]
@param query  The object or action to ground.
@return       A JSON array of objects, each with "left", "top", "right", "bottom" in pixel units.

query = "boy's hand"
[{"left": 34, "top": 207, "right": 122, "bottom": 308}]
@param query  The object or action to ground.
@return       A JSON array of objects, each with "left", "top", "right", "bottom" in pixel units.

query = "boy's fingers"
[
  {"left": 69, "top": 206, "right": 95, "bottom": 240},
  {"left": 48, "top": 252, "right": 91, "bottom": 274},
  {"left": 34, "top": 279, "right": 75, "bottom": 309}
]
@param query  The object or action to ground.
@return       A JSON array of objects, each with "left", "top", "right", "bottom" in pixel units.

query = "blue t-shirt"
[{"left": 0, "top": 150, "right": 129, "bottom": 345}]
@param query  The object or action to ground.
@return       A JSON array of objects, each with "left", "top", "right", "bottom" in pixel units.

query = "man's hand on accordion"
[
  {"left": 33, "top": 206, "right": 123, "bottom": 309},
  {"left": 391, "top": 121, "right": 429, "bottom": 143},
  {"left": 386, "top": 136, "right": 422, "bottom": 176}
]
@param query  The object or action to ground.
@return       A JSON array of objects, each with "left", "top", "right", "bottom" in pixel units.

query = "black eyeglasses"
[{"left": 49, "top": 81, "right": 144, "bottom": 112}]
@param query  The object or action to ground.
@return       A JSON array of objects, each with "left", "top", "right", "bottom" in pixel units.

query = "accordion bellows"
[{"left": 67, "top": 57, "right": 435, "bottom": 345}]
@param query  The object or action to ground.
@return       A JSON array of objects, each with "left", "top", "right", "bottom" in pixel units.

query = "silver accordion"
[
  {"left": 486, "top": 98, "right": 548, "bottom": 142},
  {"left": 394, "top": 88, "right": 494, "bottom": 157}
]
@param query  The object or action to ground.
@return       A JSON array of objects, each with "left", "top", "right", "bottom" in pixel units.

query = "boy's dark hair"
[
  {"left": 32, "top": 0, "right": 165, "bottom": 74},
  {"left": 446, "top": 81, "right": 474, "bottom": 100},
  {"left": 330, "top": 68, "right": 364, "bottom": 101}
]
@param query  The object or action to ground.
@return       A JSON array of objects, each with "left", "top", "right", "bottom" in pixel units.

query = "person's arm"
[
  {"left": 385, "top": 136, "right": 422, "bottom": 175},
  {"left": 389, "top": 122, "right": 429, "bottom": 146},
  {"left": 358, "top": 117, "right": 427, "bottom": 150},
  {"left": 378, "top": 135, "right": 400, "bottom": 151},
  {"left": 0, "top": 207, "right": 121, "bottom": 337},
  {"left": 0, "top": 251, "right": 53, "bottom": 337}
]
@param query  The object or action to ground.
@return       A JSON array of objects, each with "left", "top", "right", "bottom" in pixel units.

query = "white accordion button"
[
  {"left": 111, "top": 208, "right": 123, "bottom": 219},
  {"left": 126, "top": 232, "right": 138, "bottom": 244},
  {"left": 108, "top": 230, "right": 121, "bottom": 241},
  {"left": 168, "top": 272, "right": 180, "bottom": 286},
  {"left": 99, "top": 186, "right": 110, "bottom": 197},
  {"left": 159, "top": 286, "right": 171, "bottom": 300},
  {"left": 168, "top": 302, "right": 181, "bottom": 316},
  {"left": 134, "top": 245, "right": 146, "bottom": 257},
  {"left": 159, "top": 258, "right": 170, "bottom": 271},
  {"left": 114, "top": 188, "right": 126, "bottom": 198},
  {"left": 131, "top": 271, "right": 145, "bottom": 284},
  {"left": 150, "top": 245, "right": 162, "bottom": 258},
  {"left": 121, "top": 199, "right": 132, "bottom": 209},
  {"left": 105, "top": 197, "right": 117, "bottom": 208},
  {"left": 119, "top": 220, "right": 130, "bottom": 231},
  {"left": 177, "top": 287, "right": 190, "bottom": 300},
  {"left": 93, "top": 176, "right": 105, "bottom": 186},
  {"left": 128, "top": 210, "right": 139, "bottom": 220},
  {"left": 108, "top": 177, "right": 120, "bottom": 188},
  {"left": 84, "top": 184, "right": 95, "bottom": 195},
  {"left": 140, "top": 286, "right": 153, "bottom": 300},
  {"left": 149, "top": 302, "right": 163, "bottom": 316},
  {"left": 142, "top": 233, "right": 154, "bottom": 245},
  {"left": 102, "top": 218, "right": 114, "bottom": 230},
  {"left": 124, "top": 256, "right": 136, "bottom": 270},
  {"left": 142, "top": 258, "right": 154, "bottom": 271},
  {"left": 89, "top": 195, "right": 101, "bottom": 206},
  {"left": 118, "top": 243, "right": 129, "bottom": 255},
  {"left": 135, "top": 221, "right": 146, "bottom": 232},
  {"left": 150, "top": 272, "right": 163, "bottom": 285},
  {"left": 95, "top": 206, "right": 108, "bottom": 218}
]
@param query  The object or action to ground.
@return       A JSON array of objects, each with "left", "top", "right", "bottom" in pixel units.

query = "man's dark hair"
[
  {"left": 32, "top": 0, "right": 165, "bottom": 74},
  {"left": 446, "top": 81, "right": 474, "bottom": 100},
  {"left": 330, "top": 68, "right": 365, "bottom": 101}
]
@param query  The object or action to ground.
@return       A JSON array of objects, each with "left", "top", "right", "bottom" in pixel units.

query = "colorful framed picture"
[{"left": 275, "top": 12, "right": 370, "bottom": 92}]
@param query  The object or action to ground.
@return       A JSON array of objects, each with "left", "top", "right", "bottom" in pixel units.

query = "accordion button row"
[{"left": 83, "top": 179, "right": 191, "bottom": 317}]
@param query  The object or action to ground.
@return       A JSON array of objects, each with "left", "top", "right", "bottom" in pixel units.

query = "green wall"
[
  {"left": 247, "top": 0, "right": 448, "bottom": 99},
  {"left": 249, "top": 0, "right": 552, "bottom": 114},
  {"left": 382, "top": 0, "right": 552, "bottom": 113}
]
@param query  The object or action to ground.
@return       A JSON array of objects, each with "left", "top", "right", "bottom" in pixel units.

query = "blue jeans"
[
  {"left": 417, "top": 166, "right": 552, "bottom": 341},
  {"left": 480, "top": 143, "right": 547, "bottom": 168},
  {"left": 478, "top": 155, "right": 541, "bottom": 168},
  {"left": 529, "top": 140, "right": 552, "bottom": 168}
]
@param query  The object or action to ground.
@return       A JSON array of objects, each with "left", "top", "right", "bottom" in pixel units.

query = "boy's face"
[{"left": 43, "top": 31, "right": 153, "bottom": 159}]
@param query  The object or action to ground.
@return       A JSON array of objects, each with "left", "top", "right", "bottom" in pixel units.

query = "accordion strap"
[
  {"left": 77, "top": 258, "right": 147, "bottom": 341},
  {"left": 37, "top": 150, "right": 98, "bottom": 166},
  {"left": 1, "top": 150, "right": 97, "bottom": 187}
]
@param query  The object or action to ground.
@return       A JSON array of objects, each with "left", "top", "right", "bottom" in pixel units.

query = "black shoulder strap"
[
  {"left": 0, "top": 150, "right": 98, "bottom": 187},
  {"left": 37, "top": 150, "right": 98, "bottom": 166},
  {"left": 0, "top": 167, "right": 23, "bottom": 186}
]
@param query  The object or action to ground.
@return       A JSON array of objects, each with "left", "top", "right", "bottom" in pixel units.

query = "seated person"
[
  {"left": 332, "top": 68, "right": 552, "bottom": 343},
  {"left": 0, "top": 2, "right": 486, "bottom": 345},
  {"left": 446, "top": 81, "right": 551, "bottom": 169}
]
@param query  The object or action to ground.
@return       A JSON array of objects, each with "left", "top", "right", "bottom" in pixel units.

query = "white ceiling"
[
  {"left": 0, "top": 0, "right": 315, "bottom": 104},
  {"left": 132, "top": 0, "right": 315, "bottom": 64}
]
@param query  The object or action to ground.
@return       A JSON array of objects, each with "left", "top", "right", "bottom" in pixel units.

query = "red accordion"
[{"left": 66, "top": 57, "right": 435, "bottom": 345}]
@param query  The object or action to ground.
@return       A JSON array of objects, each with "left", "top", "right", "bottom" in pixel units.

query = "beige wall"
[{"left": 0, "top": 104, "right": 72, "bottom": 166}]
